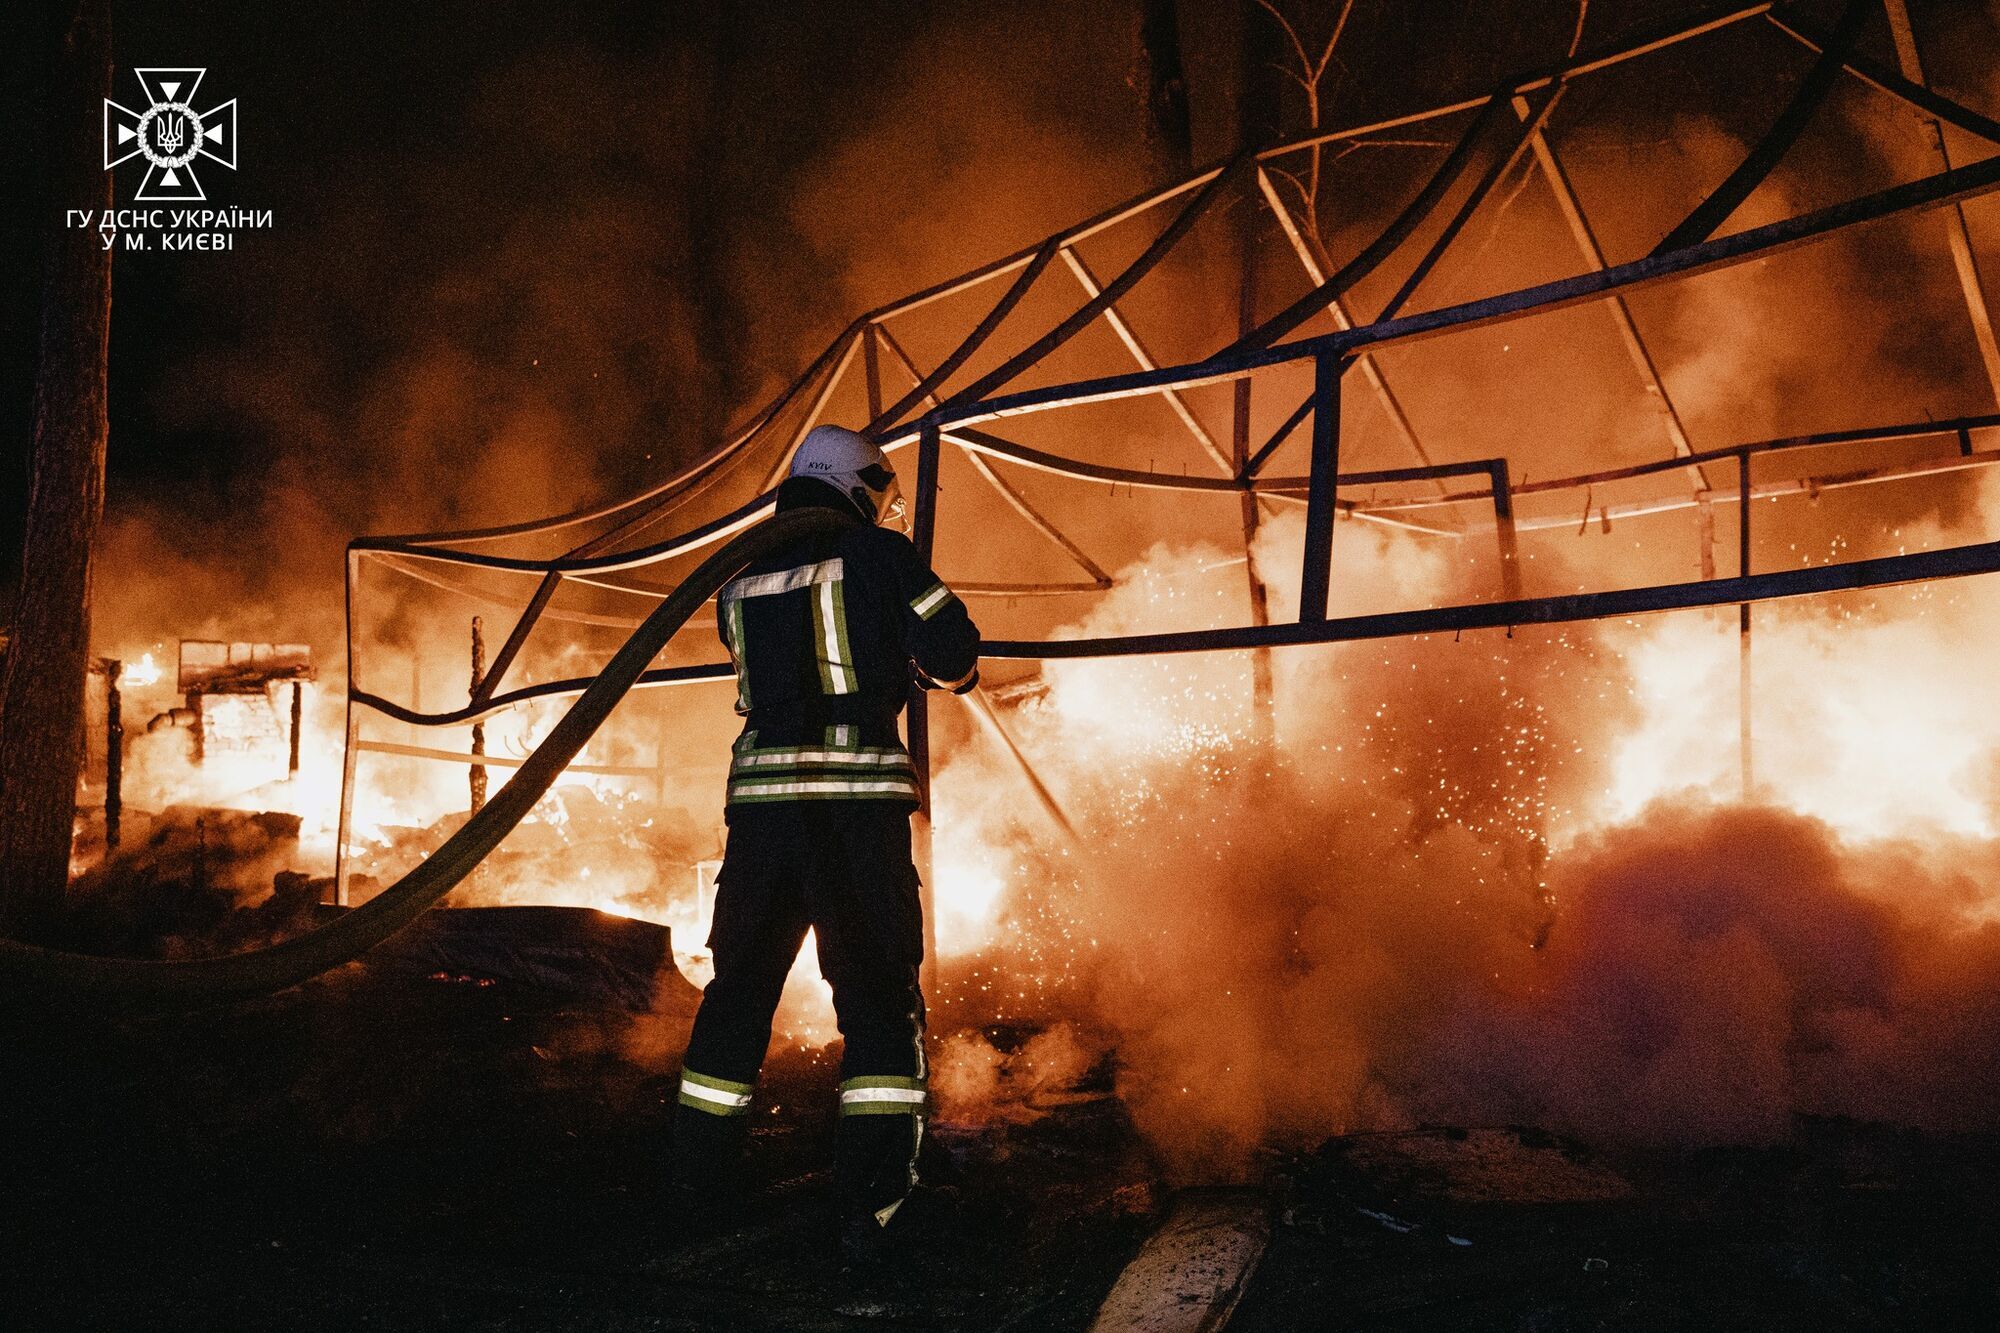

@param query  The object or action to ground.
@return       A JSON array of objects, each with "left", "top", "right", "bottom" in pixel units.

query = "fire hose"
[{"left": 0, "top": 506, "right": 849, "bottom": 1012}]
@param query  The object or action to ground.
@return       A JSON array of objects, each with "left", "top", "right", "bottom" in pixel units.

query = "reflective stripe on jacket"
[{"left": 719, "top": 486, "right": 981, "bottom": 806}]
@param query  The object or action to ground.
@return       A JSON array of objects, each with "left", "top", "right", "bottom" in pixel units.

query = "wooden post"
[
  {"left": 102, "top": 659, "right": 122, "bottom": 852},
  {"left": 287, "top": 681, "right": 303, "bottom": 777},
  {"left": 188, "top": 688, "right": 205, "bottom": 766},
  {"left": 1299, "top": 353, "right": 1345, "bottom": 622},
  {"left": 468, "top": 616, "right": 487, "bottom": 815},
  {"left": 909, "top": 421, "right": 943, "bottom": 996},
  {"left": 1738, "top": 449, "right": 1754, "bottom": 798}
]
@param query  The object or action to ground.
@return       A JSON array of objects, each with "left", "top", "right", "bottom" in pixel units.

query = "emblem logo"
[{"left": 104, "top": 68, "right": 237, "bottom": 202}]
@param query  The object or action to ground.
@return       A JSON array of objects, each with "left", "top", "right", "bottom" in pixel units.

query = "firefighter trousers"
[{"left": 672, "top": 801, "right": 927, "bottom": 1227}]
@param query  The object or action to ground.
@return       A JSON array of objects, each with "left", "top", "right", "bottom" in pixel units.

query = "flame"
[
  {"left": 122, "top": 652, "right": 162, "bottom": 687},
  {"left": 1599, "top": 591, "right": 1997, "bottom": 842},
  {"left": 933, "top": 848, "right": 1005, "bottom": 954}
]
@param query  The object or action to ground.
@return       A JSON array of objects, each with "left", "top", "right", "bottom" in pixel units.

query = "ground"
[{"left": 3, "top": 958, "right": 1997, "bottom": 1330}]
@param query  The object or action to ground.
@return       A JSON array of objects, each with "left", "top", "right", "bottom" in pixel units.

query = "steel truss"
[{"left": 337, "top": 0, "right": 2000, "bottom": 915}]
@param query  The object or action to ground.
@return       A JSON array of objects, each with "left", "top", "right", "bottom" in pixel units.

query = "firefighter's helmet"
[{"left": 789, "top": 425, "right": 907, "bottom": 531}]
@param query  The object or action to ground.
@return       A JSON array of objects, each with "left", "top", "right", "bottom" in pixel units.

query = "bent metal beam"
[{"left": 351, "top": 534, "right": 2000, "bottom": 729}]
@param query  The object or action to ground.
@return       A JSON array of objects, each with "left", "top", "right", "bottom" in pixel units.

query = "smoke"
[
  {"left": 930, "top": 500, "right": 2000, "bottom": 1171},
  {"left": 932, "top": 1022, "right": 1109, "bottom": 1127},
  {"left": 1437, "top": 803, "right": 2000, "bottom": 1145},
  {"left": 64, "top": 0, "right": 2000, "bottom": 1172},
  {"left": 79, "top": 3, "right": 1160, "bottom": 882}
]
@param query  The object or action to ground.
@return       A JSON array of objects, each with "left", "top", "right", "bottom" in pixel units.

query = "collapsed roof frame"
[{"left": 335, "top": 0, "right": 2000, "bottom": 909}]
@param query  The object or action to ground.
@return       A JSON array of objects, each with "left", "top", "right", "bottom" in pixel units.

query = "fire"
[
  {"left": 932, "top": 846, "right": 1006, "bottom": 954},
  {"left": 1599, "top": 590, "right": 1997, "bottom": 842},
  {"left": 122, "top": 652, "right": 162, "bottom": 687}
]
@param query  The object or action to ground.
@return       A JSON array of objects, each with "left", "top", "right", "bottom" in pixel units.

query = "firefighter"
[{"left": 670, "top": 424, "right": 980, "bottom": 1263}]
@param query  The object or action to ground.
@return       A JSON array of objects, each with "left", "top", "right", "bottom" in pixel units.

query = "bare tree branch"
[
  {"left": 1253, "top": 0, "right": 1314, "bottom": 77},
  {"left": 1249, "top": 0, "right": 1365, "bottom": 252}
]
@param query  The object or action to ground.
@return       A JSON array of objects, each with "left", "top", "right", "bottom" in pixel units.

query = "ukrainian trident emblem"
[{"left": 104, "top": 68, "right": 237, "bottom": 202}]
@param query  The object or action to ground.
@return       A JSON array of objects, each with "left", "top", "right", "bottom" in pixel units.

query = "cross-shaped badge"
[{"left": 104, "top": 67, "right": 237, "bottom": 202}]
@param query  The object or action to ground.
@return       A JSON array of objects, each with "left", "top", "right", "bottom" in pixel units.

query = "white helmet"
[{"left": 789, "top": 424, "right": 907, "bottom": 530}]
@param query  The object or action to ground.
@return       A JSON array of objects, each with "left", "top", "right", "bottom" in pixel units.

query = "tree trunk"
[
  {"left": 1138, "top": 0, "right": 1194, "bottom": 181},
  {"left": 0, "top": 0, "right": 113, "bottom": 937}
]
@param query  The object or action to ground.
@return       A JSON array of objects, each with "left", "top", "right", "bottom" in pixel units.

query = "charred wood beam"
[
  {"left": 468, "top": 617, "right": 487, "bottom": 814},
  {"left": 101, "top": 659, "right": 122, "bottom": 851}
]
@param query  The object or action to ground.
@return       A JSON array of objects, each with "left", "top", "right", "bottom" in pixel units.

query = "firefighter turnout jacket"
[{"left": 716, "top": 482, "right": 980, "bottom": 811}]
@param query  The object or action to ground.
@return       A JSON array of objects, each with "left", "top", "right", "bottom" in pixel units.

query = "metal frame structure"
[{"left": 335, "top": 1, "right": 2000, "bottom": 946}]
